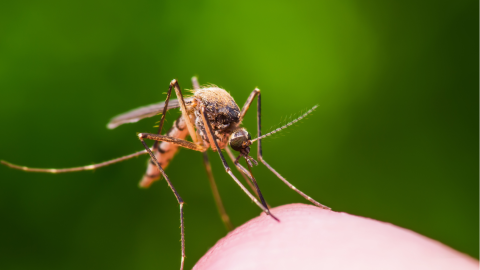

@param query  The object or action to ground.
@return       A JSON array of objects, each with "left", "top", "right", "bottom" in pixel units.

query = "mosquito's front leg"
[
  {"left": 232, "top": 154, "right": 270, "bottom": 211},
  {"left": 247, "top": 88, "right": 330, "bottom": 210},
  {"left": 199, "top": 105, "right": 279, "bottom": 222},
  {"left": 238, "top": 88, "right": 260, "bottom": 124},
  {"left": 225, "top": 147, "right": 261, "bottom": 199},
  {"left": 226, "top": 150, "right": 271, "bottom": 208}
]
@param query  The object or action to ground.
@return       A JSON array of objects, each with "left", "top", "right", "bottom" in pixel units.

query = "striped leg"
[
  {"left": 1, "top": 150, "right": 148, "bottom": 173},
  {"left": 244, "top": 88, "right": 330, "bottom": 210}
]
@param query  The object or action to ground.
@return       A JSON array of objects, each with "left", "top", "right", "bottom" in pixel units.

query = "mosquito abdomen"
[{"left": 139, "top": 116, "right": 189, "bottom": 188}]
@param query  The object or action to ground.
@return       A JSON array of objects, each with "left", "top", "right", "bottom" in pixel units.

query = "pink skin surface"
[{"left": 193, "top": 204, "right": 478, "bottom": 270}]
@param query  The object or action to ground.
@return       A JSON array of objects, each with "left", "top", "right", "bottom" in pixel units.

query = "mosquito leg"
[
  {"left": 137, "top": 130, "right": 207, "bottom": 187},
  {"left": 170, "top": 79, "right": 199, "bottom": 144},
  {"left": 140, "top": 77, "right": 178, "bottom": 187},
  {"left": 1, "top": 150, "right": 148, "bottom": 173},
  {"left": 202, "top": 152, "right": 234, "bottom": 231},
  {"left": 137, "top": 133, "right": 206, "bottom": 152},
  {"left": 191, "top": 76, "right": 200, "bottom": 90},
  {"left": 253, "top": 90, "right": 331, "bottom": 210},
  {"left": 259, "top": 158, "right": 330, "bottom": 209},
  {"left": 140, "top": 78, "right": 205, "bottom": 187},
  {"left": 140, "top": 116, "right": 190, "bottom": 188},
  {"left": 138, "top": 136, "right": 186, "bottom": 270},
  {"left": 227, "top": 150, "right": 271, "bottom": 209},
  {"left": 238, "top": 88, "right": 260, "bottom": 124},
  {"left": 225, "top": 147, "right": 259, "bottom": 198},
  {"left": 154, "top": 78, "right": 174, "bottom": 145},
  {"left": 192, "top": 76, "right": 234, "bottom": 232},
  {"left": 199, "top": 106, "right": 279, "bottom": 222},
  {"left": 232, "top": 155, "right": 270, "bottom": 211}
]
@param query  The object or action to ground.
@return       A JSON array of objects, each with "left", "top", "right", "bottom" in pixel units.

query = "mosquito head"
[{"left": 228, "top": 128, "right": 252, "bottom": 156}]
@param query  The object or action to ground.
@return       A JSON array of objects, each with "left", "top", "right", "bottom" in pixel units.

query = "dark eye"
[
  {"left": 229, "top": 135, "right": 245, "bottom": 151},
  {"left": 229, "top": 130, "right": 250, "bottom": 151}
]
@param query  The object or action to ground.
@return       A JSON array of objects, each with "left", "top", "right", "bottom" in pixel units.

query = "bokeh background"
[{"left": 0, "top": 1, "right": 478, "bottom": 269}]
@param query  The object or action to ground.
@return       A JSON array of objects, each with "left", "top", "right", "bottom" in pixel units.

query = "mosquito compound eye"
[
  {"left": 229, "top": 135, "right": 246, "bottom": 151},
  {"left": 229, "top": 129, "right": 249, "bottom": 152}
]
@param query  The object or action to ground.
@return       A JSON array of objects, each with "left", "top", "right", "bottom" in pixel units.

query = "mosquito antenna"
[{"left": 250, "top": 105, "right": 318, "bottom": 144}]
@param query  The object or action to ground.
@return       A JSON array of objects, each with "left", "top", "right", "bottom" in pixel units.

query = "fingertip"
[{"left": 194, "top": 204, "right": 478, "bottom": 270}]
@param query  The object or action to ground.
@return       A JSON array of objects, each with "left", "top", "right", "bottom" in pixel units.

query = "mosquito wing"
[{"left": 107, "top": 97, "right": 193, "bottom": 129}]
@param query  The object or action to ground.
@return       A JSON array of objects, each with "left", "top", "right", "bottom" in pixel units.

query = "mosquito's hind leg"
[
  {"left": 199, "top": 105, "right": 279, "bottom": 222},
  {"left": 138, "top": 136, "right": 186, "bottom": 270},
  {"left": 247, "top": 89, "right": 330, "bottom": 210},
  {"left": 202, "top": 152, "right": 234, "bottom": 231},
  {"left": 1, "top": 150, "right": 148, "bottom": 173}
]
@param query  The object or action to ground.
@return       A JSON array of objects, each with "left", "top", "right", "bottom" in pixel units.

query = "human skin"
[{"left": 193, "top": 204, "right": 478, "bottom": 270}]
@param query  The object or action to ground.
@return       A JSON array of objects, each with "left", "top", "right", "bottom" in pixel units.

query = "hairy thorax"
[{"left": 187, "top": 87, "right": 240, "bottom": 149}]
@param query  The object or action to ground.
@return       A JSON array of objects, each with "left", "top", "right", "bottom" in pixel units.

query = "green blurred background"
[{"left": 0, "top": 0, "right": 478, "bottom": 269}]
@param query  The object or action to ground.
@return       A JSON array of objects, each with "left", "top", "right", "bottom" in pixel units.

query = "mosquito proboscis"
[{"left": 1, "top": 77, "right": 330, "bottom": 270}]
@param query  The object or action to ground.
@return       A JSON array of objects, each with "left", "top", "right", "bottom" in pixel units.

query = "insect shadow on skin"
[{"left": 1, "top": 76, "right": 329, "bottom": 270}]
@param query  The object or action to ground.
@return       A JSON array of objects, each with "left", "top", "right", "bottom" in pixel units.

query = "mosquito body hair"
[{"left": 250, "top": 105, "right": 318, "bottom": 143}]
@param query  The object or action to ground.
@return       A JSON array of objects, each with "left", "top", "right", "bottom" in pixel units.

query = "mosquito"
[{"left": 1, "top": 77, "right": 330, "bottom": 270}]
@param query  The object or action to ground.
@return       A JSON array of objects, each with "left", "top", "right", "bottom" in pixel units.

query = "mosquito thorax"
[{"left": 228, "top": 128, "right": 252, "bottom": 155}]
